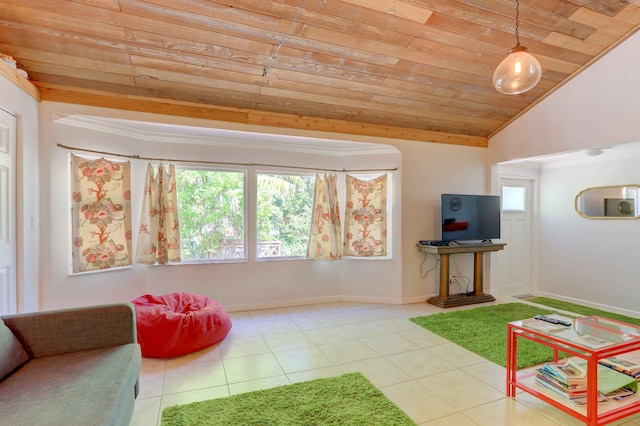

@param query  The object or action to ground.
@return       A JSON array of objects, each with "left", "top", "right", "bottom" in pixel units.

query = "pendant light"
[{"left": 493, "top": 0, "right": 541, "bottom": 95}]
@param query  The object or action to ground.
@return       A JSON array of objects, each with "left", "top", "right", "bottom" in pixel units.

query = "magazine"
[
  {"left": 599, "top": 356, "right": 640, "bottom": 378},
  {"left": 535, "top": 359, "right": 638, "bottom": 406},
  {"left": 553, "top": 329, "right": 613, "bottom": 349},
  {"left": 546, "top": 358, "right": 587, "bottom": 382}
]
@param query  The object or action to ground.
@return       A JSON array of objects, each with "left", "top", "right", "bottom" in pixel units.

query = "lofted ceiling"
[{"left": 1, "top": 0, "right": 640, "bottom": 146}]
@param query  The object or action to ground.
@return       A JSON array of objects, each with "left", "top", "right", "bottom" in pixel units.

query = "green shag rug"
[
  {"left": 410, "top": 303, "right": 564, "bottom": 369},
  {"left": 526, "top": 297, "right": 640, "bottom": 327},
  {"left": 410, "top": 299, "right": 640, "bottom": 370},
  {"left": 160, "top": 372, "right": 416, "bottom": 426}
]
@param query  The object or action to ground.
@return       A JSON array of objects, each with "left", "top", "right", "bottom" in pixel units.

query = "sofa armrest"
[{"left": 1, "top": 303, "right": 137, "bottom": 358}]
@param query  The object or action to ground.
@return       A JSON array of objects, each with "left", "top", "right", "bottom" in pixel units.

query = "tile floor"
[{"left": 130, "top": 296, "right": 640, "bottom": 426}]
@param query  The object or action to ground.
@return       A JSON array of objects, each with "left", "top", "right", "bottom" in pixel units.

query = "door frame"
[
  {"left": 489, "top": 163, "right": 540, "bottom": 296},
  {"left": 0, "top": 106, "right": 17, "bottom": 314}
]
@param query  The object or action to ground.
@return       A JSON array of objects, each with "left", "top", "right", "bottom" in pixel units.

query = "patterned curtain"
[
  {"left": 306, "top": 174, "right": 342, "bottom": 260},
  {"left": 344, "top": 174, "right": 388, "bottom": 257},
  {"left": 71, "top": 155, "right": 132, "bottom": 273},
  {"left": 135, "top": 163, "right": 181, "bottom": 265}
]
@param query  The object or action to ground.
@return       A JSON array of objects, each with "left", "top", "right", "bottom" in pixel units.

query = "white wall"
[
  {"left": 399, "top": 141, "right": 488, "bottom": 301},
  {"left": 537, "top": 157, "right": 640, "bottom": 315},
  {"left": 38, "top": 101, "right": 489, "bottom": 311},
  {"left": 0, "top": 76, "right": 39, "bottom": 313},
  {"left": 489, "top": 31, "right": 640, "bottom": 164},
  {"left": 489, "top": 31, "right": 640, "bottom": 317}
]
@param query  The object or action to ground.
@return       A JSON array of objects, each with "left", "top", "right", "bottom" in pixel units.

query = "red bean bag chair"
[{"left": 131, "top": 292, "right": 232, "bottom": 358}]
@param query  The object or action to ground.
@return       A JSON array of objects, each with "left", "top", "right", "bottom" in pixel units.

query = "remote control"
[{"left": 534, "top": 315, "right": 571, "bottom": 327}]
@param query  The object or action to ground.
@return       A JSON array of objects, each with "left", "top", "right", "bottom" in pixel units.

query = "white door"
[
  {"left": 497, "top": 178, "right": 532, "bottom": 297},
  {"left": 0, "top": 107, "right": 16, "bottom": 315}
]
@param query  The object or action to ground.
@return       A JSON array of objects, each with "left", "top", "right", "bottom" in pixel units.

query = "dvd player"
[{"left": 419, "top": 240, "right": 450, "bottom": 246}]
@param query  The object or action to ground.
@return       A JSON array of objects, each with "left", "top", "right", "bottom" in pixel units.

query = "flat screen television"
[{"left": 441, "top": 194, "right": 501, "bottom": 243}]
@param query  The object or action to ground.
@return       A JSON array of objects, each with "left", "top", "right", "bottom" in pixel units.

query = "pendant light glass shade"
[
  {"left": 493, "top": 0, "right": 541, "bottom": 95},
  {"left": 493, "top": 44, "right": 541, "bottom": 95}
]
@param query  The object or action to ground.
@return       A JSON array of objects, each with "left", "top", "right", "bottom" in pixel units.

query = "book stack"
[
  {"left": 599, "top": 355, "right": 640, "bottom": 379},
  {"left": 536, "top": 359, "right": 590, "bottom": 405},
  {"left": 535, "top": 358, "right": 638, "bottom": 406}
]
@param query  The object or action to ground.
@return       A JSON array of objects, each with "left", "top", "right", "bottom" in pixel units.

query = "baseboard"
[
  {"left": 225, "top": 296, "right": 342, "bottom": 312},
  {"left": 402, "top": 294, "right": 437, "bottom": 304},
  {"left": 535, "top": 291, "right": 640, "bottom": 319},
  {"left": 224, "top": 293, "right": 426, "bottom": 312},
  {"left": 339, "top": 294, "right": 405, "bottom": 305}
]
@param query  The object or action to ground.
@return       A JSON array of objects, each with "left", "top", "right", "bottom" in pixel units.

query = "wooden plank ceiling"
[{"left": 1, "top": 0, "right": 639, "bottom": 146}]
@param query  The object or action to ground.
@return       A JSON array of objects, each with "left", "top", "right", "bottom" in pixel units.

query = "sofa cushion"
[
  {"left": 0, "top": 318, "right": 29, "bottom": 380},
  {"left": 0, "top": 343, "right": 141, "bottom": 426}
]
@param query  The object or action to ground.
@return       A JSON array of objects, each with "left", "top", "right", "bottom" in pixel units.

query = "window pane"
[
  {"left": 257, "top": 173, "right": 315, "bottom": 258},
  {"left": 176, "top": 169, "right": 245, "bottom": 260},
  {"left": 502, "top": 186, "right": 526, "bottom": 211}
]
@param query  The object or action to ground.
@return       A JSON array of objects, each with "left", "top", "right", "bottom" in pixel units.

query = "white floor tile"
[
  {"left": 303, "top": 325, "right": 355, "bottom": 345},
  {"left": 421, "top": 412, "right": 478, "bottom": 426},
  {"left": 273, "top": 346, "right": 335, "bottom": 373},
  {"left": 398, "top": 328, "right": 451, "bottom": 348},
  {"left": 462, "top": 360, "right": 507, "bottom": 393},
  {"left": 262, "top": 330, "right": 315, "bottom": 352},
  {"left": 287, "top": 366, "right": 345, "bottom": 383},
  {"left": 462, "top": 398, "right": 563, "bottom": 426},
  {"left": 133, "top": 299, "right": 633, "bottom": 426},
  {"left": 222, "top": 352, "right": 285, "bottom": 383},
  {"left": 386, "top": 348, "right": 457, "bottom": 379},
  {"left": 218, "top": 335, "right": 271, "bottom": 359},
  {"left": 130, "top": 396, "right": 161, "bottom": 426},
  {"left": 426, "top": 342, "right": 488, "bottom": 367},
  {"left": 137, "top": 358, "right": 167, "bottom": 399},
  {"left": 342, "top": 321, "right": 391, "bottom": 338},
  {"left": 360, "top": 332, "right": 419, "bottom": 355},
  {"left": 339, "top": 357, "right": 412, "bottom": 387},
  {"left": 418, "top": 369, "right": 505, "bottom": 411},
  {"left": 380, "top": 380, "right": 458, "bottom": 424},
  {"left": 159, "top": 385, "right": 230, "bottom": 413},
  {"left": 162, "top": 359, "right": 227, "bottom": 395},
  {"left": 318, "top": 339, "right": 379, "bottom": 364},
  {"left": 228, "top": 375, "right": 291, "bottom": 395}
]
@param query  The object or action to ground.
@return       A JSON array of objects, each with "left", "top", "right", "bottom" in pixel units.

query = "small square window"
[{"left": 502, "top": 186, "right": 526, "bottom": 212}]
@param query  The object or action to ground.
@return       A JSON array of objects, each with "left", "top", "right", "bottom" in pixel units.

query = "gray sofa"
[{"left": 0, "top": 303, "right": 142, "bottom": 426}]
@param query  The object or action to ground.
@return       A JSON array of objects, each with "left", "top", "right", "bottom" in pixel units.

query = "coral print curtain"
[
  {"left": 70, "top": 155, "right": 132, "bottom": 273},
  {"left": 135, "top": 163, "right": 181, "bottom": 265},
  {"left": 307, "top": 174, "right": 342, "bottom": 260},
  {"left": 344, "top": 174, "right": 388, "bottom": 257}
]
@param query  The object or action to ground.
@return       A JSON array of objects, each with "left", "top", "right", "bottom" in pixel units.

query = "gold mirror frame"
[{"left": 575, "top": 184, "right": 640, "bottom": 219}]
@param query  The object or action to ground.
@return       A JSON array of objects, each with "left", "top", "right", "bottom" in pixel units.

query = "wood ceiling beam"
[
  {"left": 36, "top": 83, "right": 487, "bottom": 147},
  {"left": 0, "top": 60, "right": 39, "bottom": 100}
]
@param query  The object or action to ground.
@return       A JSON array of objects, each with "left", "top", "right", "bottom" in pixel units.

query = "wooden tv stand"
[{"left": 418, "top": 243, "right": 506, "bottom": 308}]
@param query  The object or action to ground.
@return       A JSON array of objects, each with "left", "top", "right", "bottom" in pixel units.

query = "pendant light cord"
[
  {"left": 263, "top": 0, "right": 309, "bottom": 77},
  {"left": 514, "top": 0, "right": 521, "bottom": 46}
]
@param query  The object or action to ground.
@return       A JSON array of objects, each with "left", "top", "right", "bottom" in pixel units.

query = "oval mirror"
[{"left": 575, "top": 185, "right": 640, "bottom": 219}]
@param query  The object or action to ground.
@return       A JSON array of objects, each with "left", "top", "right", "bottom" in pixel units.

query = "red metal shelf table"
[{"left": 507, "top": 315, "right": 640, "bottom": 425}]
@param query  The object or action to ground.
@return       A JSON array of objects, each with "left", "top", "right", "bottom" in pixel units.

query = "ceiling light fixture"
[
  {"left": 492, "top": 0, "right": 542, "bottom": 95},
  {"left": 583, "top": 148, "right": 604, "bottom": 157}
]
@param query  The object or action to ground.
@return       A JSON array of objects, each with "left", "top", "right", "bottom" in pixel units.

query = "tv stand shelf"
[{"left": 417, "top": 243, "right": 505, "bottom": 308}]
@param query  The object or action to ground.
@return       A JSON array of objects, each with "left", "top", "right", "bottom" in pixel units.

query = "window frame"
[
  {"left": 72, "top": 162, "right": 396, "bottom": 267},
  {"left": 255, "top": 169, "right": 316, "bottom": 261},
  {"left": 175, "top": 164, "right": 248, "bottom": 264}
]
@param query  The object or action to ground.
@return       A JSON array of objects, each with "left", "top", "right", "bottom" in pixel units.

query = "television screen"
[{"left": 441, "top": 194, "right": 501, "bottom": 242}]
